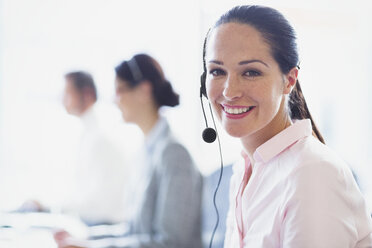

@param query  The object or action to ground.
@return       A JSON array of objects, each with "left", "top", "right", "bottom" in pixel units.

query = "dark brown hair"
[{"left": 115, "top": 54, "right": 179, "bottom": 108}]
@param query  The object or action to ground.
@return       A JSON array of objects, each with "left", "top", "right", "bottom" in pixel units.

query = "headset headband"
[{"left": 127, "top": 57, "right": 144, "bottom": 83}]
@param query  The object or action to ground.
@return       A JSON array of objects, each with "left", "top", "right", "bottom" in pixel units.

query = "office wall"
[{"left": 1, "top": 0, "right": 372, "bottom": 210}]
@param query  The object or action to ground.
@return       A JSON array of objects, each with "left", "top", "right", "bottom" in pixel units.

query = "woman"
[
  {"left": 55, "top": 54, "right": 203, "bottom": 248},
  {"left": 202, "top": 5, "right": 372, "bottom": 248}
]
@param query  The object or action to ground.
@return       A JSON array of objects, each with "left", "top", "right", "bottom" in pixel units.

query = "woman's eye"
[
  {"left": 209, "top": 68, "right": 226, "bottom": 77},
  {"left": 243, "top": 70, "right": 261, "bottom": 77}
]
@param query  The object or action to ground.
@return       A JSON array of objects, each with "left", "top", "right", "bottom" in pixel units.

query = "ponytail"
[
  {"left": 153, "top": 80, "right": 179, "bottom": 107},
  {"left": 289, "top": 80, "right": 325, "bottom": 144}
]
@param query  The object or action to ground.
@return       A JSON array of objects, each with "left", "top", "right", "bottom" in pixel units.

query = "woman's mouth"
[{"left": 222, "top": 105, "right": 256, "bottom": 119}]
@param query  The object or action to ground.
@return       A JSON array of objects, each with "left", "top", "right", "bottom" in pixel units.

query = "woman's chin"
[
  {"left": 224, "top": 126, "right": 248, "bottom": 138},
  {"left": 223, "top": 123, "right": 257, "bottom": 139}
]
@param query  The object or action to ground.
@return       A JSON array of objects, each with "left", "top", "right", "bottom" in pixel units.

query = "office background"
[{"left": 0, "top": 0, "right": 372, "bottom": 212}]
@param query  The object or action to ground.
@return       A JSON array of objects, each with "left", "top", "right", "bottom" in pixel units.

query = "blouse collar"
[{"left": 243, "top": 119, "right": 312, "bottom": 164}]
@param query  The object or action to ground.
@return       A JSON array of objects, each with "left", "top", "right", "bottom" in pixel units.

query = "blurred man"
[{"left": 62, "top": 71, "right": 127, "bottom": 225}]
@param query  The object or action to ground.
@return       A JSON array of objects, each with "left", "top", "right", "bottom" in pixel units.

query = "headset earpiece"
[{"left": 200, "top": 71, "right": 207, "bottom": 98}]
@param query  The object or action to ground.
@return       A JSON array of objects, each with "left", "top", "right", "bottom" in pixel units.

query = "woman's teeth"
[{"left": 224, "top": 106, "right": 253, "bottom": 114}]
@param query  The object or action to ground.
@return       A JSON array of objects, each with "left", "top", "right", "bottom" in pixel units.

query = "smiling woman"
[
  {"left": 201, "top": 5, "right": 372, "bottom": 248},
  {"left": 205, "top": 22, "right": 295, "bottom": 144}
]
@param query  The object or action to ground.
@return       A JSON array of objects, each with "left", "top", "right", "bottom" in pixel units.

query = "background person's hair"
[
  {"left": 203, "top": 5, "right": 324, "bottom": 144},
  {"left": 65, "top": 71, "right": 97, "bottom": 101},
  {"left": 115, "top": 53, "right": 179, "bottom": 108}
]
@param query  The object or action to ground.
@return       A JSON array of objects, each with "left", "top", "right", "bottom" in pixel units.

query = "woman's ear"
[
  {"left": 283, "top": 67, "right": 298, "bottom": 94},
  {"left": 140, "top": 80, "right": 152, "bottom": 93},
  {"left": 137, "top": 80, "right": 153, "bottom": 100}
]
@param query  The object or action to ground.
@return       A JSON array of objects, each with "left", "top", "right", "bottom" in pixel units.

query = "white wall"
[
  {"left": 0, "top": 0, "right": 206, "bottom": 210},
  {"left": 1, "top": 0, "right": 372, "bottom": 210}
]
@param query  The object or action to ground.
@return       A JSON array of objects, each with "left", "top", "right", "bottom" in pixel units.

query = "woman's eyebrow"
[
  {"left": 208, "top": 59, "right": 269, "bottom": 67},
  {"left": 208, "top": 60, "right": 223, "bottom": 65},
  {"left": 239, "top": 60, "right": 269, "bottom": 67}
]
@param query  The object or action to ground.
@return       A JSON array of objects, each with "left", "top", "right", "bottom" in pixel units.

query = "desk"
[
  {"left": 0, "top": 212, "right": 88, "bottom": 248},
  {"left": 0, "top": 227, "right": 56, "bottom": 248}
]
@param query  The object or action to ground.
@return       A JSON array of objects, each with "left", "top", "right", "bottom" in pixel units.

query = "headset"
[{"left": 200, "top": 70, "right": 224, "bottom": 248}]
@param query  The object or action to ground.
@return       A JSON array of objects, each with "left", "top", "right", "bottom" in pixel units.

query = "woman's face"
[
  {"left": 205, "top": 22, "right": 294, "bottom": 140},
  {"left": 115, "top": 77, "right": 141, "bottom": 123}
]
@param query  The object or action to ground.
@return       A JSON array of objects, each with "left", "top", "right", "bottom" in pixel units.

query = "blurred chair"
[{"left": 202, "top": 164, "right": 233, "bottom": 248}]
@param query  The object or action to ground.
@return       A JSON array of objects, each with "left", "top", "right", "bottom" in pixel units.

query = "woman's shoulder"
[
  {"left": 286, "top": 135, "right": 347, "bottom": 172},
  {"left": 282, "top": 135, "right": 356, "bottom": 191},
  {"left": 153, "top": 132, "right": 197, "bottom": 171},
  {"left": 157, "top": 132, "right": 189, "bottom": 156},
  {"left": 150, "top": 123, "right": 186, "bottom": 154}
]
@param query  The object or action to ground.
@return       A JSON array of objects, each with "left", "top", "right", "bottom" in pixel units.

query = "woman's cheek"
[{"left": 207, "top": 80, "right": 220, "bottom": 100}]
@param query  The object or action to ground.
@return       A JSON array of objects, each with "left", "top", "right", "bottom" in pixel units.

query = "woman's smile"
[{"left": 221, "top": 104, "right": 256, "bottom": 119}]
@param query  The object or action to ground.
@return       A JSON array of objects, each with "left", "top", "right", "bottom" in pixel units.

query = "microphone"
[
  {"left": 203, "top": 127, "right": 217, "bottom": 143},
  {"left": 200, "top": 86, "right": 217, "bottom": 143}
]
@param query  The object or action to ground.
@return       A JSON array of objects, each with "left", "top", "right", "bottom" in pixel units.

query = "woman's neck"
[
  {"left": 137, "top": 109, "right": 160, "bottom": 137},
  {"left": 241, "top": 111, "right": 292, "bottom": 165}
]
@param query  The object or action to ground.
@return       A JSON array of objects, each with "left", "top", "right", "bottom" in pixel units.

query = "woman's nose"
[{"left": 222, "top": 75, "right": 243, "bottom": 100}]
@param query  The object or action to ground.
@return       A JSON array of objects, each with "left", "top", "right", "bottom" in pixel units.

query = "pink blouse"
[{"left": 225, "top": 119, "right": 372, "bottom": 248}]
